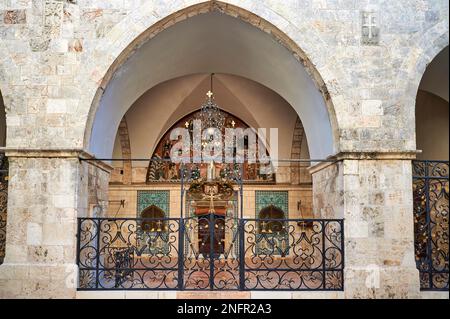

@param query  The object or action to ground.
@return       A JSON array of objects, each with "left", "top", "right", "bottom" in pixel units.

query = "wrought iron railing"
[
  {"left": 77, "top": 216, "right": 344, "bottom": 291},
  {"left": 413, "top": 160, "right": 449, "bottom": 291},
  {"left": 241, "top": 218, "right": 344, "bottom": 290},
  {"left": 0, "top": 152, "right": 8, "bottom": 265},
  {"left": 146, "top": 159, "right": 276, "bottom": 184}
]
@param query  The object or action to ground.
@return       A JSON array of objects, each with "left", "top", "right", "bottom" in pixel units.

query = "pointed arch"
[
  {"left": 82, "top": 1, "right": 340, "bottom": 161},
  {"left": 396, "top": 22, "right": 449, "bottom": 151}
]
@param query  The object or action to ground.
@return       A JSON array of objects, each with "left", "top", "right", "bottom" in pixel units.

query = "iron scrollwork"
[
  {"left": 0, "top": 152, "right": 8, "bottom": 265},
  {"left": 413, "top": 160, "right": 449, "bottom": 291},
  {"left": 77, "top": 217, "right": 181, "bottom": 290},
  {"left": 77, "top": 216, "right": 344, "bottom": 291},
  {"left": 241, "top": 219, "right": 344, "bottom": 290}
]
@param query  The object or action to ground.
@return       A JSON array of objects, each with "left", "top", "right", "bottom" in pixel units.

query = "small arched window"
[
  {"left": 258, "top": 205, "right": 285, "bottom": 234},
  {"left": 140, "top": 205, "right": 166, "bottom": 232}
]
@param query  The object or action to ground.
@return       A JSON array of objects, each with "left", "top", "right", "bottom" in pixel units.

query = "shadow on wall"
[{"left": 415, "top": 90, "right": 449, "bottom": 160}]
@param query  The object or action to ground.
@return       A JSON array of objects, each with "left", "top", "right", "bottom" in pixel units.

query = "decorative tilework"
[
  {"left": 255, "top": 191, "right": 289, "bottom": 256},
  {"left": 136, "top": 190, "right": 170, "bottom": 254},
  {"left": 137, "top": 190, "right": 170, "bottom": 217},
  {"left": 255, "top": 191, "right": 289, "bottom": 218}
]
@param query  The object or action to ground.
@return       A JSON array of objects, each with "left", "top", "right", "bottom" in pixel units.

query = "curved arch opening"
[
  {"left": 144, "top": 105, "right": 275, "bottom": 183},
  {"left": 413, "top": 45, "right": 449, "bottom": 291},
  {"left": 109, "top": 73, "right": 312, "bottom": 185},
  {"left": 415, "top": 46, "right": 449, "bottom": 160},
  {"left": 87, "top": 11, "right": 335, "bottom": 161}
]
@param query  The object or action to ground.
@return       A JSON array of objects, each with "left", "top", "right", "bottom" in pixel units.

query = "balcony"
[{"left": 76, "top": 216, "right": 344, "bottom": 291}]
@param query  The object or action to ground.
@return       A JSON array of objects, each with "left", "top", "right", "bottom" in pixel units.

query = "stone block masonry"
[
  {"left": 312, "top": 156, "right": 420, "bottom": 298},
  {"left": 0, "top": 0, "right": 448, "bottom": 153},
  {"left": 0, "top": 150, "right": 111, "bottom": 298},
  {"left": 0, "top": 0, "right": 448, "bottom": 299}
]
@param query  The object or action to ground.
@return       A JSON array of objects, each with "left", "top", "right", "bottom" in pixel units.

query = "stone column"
[
  {"left": 0, "top": 150, "right": 110, "bottom": 298},
  {"left": 311, "top": 153, "right": 420, "bottom": 298},
  {"left": 83, "top": 159, "right": 111, "bottom": 218}
]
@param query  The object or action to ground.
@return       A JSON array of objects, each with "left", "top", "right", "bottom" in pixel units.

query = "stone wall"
[
  {"left": 107, "top": 185, "right": 181, "bottom": 218},
  {"left": 343, "top": 159, "right": 420, "bottom": 298},
  {"left": 311, "top": 161, "right": 344, "bottom": 219},
  {"left": 0, "top": 0, "right": 448, "bottom": 154},
  {"left": 0, "top": 156, "right": 80, "bottom": 298},
  {"left": 0, "top": 0, "right": 448, "bottom": 298},
  {"left": 0, "top": 151, "right": 111, "bottom": 298},
  {"left": 84, "top": 160, "right": 110, "bottom": 217},
  {"left": 106, "top": 184, "right": 313, "bottom": 219},
  {"left": 311, "top": 156, "right": 420, "bottom": 298}
]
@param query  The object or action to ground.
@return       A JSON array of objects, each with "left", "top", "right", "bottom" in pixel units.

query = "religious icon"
[
  {"left": 162, "top": 139, "right": 172, "bottom": 159},
  {"left": 168, "top": 163, "right": 178, "bottom": 180}
]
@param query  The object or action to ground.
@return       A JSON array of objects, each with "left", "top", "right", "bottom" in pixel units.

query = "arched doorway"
[
  {"left": 145, "top": 106, "right": 275, "bottom": 183},
  {"left": 85, "top": 8, "right": 338, "bottom": 161},
  {"left": 257, "top": 205, "right": 288, "bottom": 256},
  {"left": 77, "top": 2, "right": 344, "bottom": 292},
  {"left": 415, "top": 46, "right": 449, "bottom": 161},
  {"left": 413, "top": 45, "right": 449, "bottom": 291}
]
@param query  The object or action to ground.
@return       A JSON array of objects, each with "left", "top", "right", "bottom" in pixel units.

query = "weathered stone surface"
[
  {"left": 3, "top": 10, "right": 26, "bottom": 24},
  {"left": 0, "top": 0, "right": 447, "bottom": 152},
  {"left": 0, "top": 155, "right": 107, "bottom": 298},
  {"left": 29, "top": 37, "right": 51, "bottom": 52},
  {"left": 312, "top": 158, "right": 421, "bottom": 299},
  {"left": 68, "top": 38, "right": 82, "bottom": 52},
  {"left": 0, "top": 0, "right": 448, "bottom": 299}
]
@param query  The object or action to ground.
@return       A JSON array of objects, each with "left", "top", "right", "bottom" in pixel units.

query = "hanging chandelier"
[{"left": 196, "top": 73, "right": 225, "bottom": 133}]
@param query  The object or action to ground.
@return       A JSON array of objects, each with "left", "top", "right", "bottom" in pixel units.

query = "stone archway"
[
  {"left": 400, "top": 21, "right": 449, "bottom": 101},
  {"left": 412, "top": 43, "right": 449, "bottom": 291},
  {"left": 81, "top": 1, "right": 340, "bottom": 161},
  {"left": 415, "top": 45, "right": 449, "bottom": 160},
  {"left": 1, "top": 0, "right": 446, "bottom": 299},
  {"left": 396, "top": 21, "right": 449, "bottom": 152}
]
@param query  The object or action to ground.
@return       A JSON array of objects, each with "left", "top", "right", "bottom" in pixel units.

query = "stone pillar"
[
  {"left": 0, "top": 150, "right": 110, "bottom": 298},
  {"left": 83, "top": 160, "right": 111, "bottom": 218},
  {"left": 311, "top": 153, "right": 420, "bottom": 298}
]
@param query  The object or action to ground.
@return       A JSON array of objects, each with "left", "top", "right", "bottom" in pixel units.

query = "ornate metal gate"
[
  {"left": 77, "top": 216, "right": 344, "bottom": 291},
  {"left": 413, "top": 160, "right": 449, "bottom": 291},
  {"left": 183, "top": 214, "right": 240, "bottom": 290},
  {"left": 77, "top": 160, "right": 344, "bottom": 291},
  {"left": 0, "top": 152, "right": 8, "bottom": 265}
]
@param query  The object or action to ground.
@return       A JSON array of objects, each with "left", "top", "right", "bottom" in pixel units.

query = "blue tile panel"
[{"left": 137, "top": 190, "right": 170, "bottom": 216}]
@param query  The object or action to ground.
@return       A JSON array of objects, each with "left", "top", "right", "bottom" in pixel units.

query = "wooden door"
[{"left": 198, "top": 215, "right": 225, "bottom": 256}]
